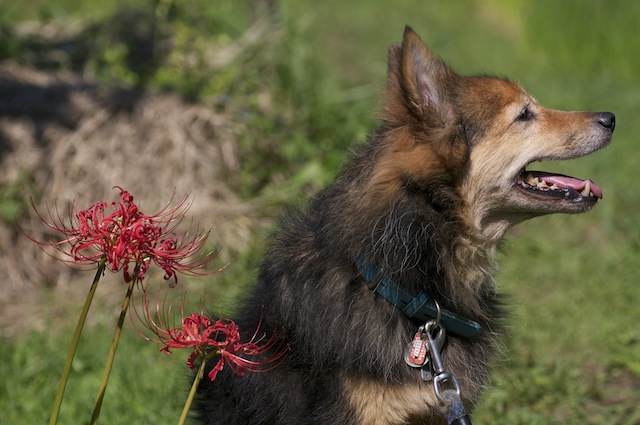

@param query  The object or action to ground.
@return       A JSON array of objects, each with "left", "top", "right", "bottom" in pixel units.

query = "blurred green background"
[{"left": 0, "top": 0, "right": 638, "bottom": 424}]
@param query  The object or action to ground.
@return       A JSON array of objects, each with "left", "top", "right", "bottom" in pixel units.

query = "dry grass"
[{"left": 0, "top": 63, "right": 271, "bottom": 336}]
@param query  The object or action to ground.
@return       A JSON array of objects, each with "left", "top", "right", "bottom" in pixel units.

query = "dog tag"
[{"left": 404, "top": 331, "right": 428, "bottom": 367}]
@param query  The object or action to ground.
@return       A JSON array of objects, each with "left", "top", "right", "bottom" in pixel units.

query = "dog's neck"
[
  {"left": 346, "top": 192, "right": 501, "bottom": 322},
  {"left": 357, "top": 253, "right": 482, "bottom": 337}
]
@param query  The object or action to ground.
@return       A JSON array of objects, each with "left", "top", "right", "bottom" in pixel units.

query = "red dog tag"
[{"left": 406, "top": 332, "right": 428, "bottom": 366}]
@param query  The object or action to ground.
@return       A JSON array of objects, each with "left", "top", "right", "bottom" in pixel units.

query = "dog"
[{"left": 196, "top": 26, "right": 615, "bottom": 424}]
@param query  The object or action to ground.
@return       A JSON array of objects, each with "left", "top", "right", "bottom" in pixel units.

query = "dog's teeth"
[
  {"left": 581, "top": 181, "right": 591, "bottom": 196},
  {"left": 526, "top": 174, "right": 539, "bottom": 186},
  {"left": 537, "top": 180, "right": 548, "bottom": 188},
  {"left": 550, "top": 184, "right": 559, "bottom": 190}
]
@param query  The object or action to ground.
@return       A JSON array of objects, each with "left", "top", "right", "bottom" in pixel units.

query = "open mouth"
[{"left": 515, "top": 169, "right": 602, "bottom": 202}]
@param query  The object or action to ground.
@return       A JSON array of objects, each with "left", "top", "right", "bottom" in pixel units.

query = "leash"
[
  {"left": 442, "top": 389, "right": 472, "bottom": 425},
  {"left": 356, "top": 255, "right": 474, "bottom": 424}
]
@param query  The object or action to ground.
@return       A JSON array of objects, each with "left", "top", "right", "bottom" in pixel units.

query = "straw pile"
[{"left": 0, "top": 63, "right": 267, "bottom": 335}]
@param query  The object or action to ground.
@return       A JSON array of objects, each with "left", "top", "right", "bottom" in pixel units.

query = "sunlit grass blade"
[
  {"left": 89, "top": 274, "right": 137, "bottom": 425},
  {"left": 49, "top": 258, "right": 106, "bottom": 425},
  {"left": 178, "top": 357, "right": 206, "bottom": 425}
]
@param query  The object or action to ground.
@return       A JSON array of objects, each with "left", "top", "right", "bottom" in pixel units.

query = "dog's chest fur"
[{"left": 344, "top": 375, "right": 446, "bottom": 425}]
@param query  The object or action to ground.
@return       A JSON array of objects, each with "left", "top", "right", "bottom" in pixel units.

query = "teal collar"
[{"left": 356, "top": 255, "right": 481, "bottom": 338}]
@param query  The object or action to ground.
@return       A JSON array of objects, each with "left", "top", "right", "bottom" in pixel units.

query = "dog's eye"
[{"left": 515, "top": 106, "right": 533, "bottom": 122}]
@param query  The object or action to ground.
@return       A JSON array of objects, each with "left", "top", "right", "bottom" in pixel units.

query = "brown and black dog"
[{"left": 196, "top": 27, "right": 614, "bottom": 424}]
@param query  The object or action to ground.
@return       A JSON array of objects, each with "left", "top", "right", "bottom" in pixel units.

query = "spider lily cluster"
[
  {"left": 24, "top": 187, "right": 288, "bottom": 425},
  {"left": 136, "top": 283, "right": 289, "bottom": 378},
  {"left": 27, "top": 186, "right": 211, "bottom": 284}
]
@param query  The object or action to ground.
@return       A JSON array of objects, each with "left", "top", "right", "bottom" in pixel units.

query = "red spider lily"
[
  {"left": 23, "top": 187, "right": 214, "bottom": 285},
  {"left": 134, "top": 289, "right": 289, "bottom": 381}
]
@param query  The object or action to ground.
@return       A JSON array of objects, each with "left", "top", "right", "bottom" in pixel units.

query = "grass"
[
  {"left": 2, "top": 0, "right": 639, "bottom": 424},
  {"left": 0, "top": 322, "right": 187, "bottom": 424}
]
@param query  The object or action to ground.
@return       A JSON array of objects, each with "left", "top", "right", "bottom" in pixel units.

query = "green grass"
[
  {"left": 2, "top": 0, "right": 639, "bottom": 424},
  {"left": 0, "top": 322, "right": 188, "bottom": 424}
]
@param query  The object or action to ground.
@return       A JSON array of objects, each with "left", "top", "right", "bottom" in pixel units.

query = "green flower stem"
[
  {"left": 178, "top": 357, "right": 207, "bottom": 425},
  {"left": 49, "top": 258, "right": 106, "bottom": 425},
  {"left": 89, "top": 274, "right": 137, "bottom": 425}
]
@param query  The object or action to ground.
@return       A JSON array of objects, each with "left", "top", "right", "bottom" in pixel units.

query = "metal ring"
[{"left": 432, "top": 299, "right": 441, "bottom": 326}]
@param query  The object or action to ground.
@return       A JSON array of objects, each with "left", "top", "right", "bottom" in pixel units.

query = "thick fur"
[{"left": 196, "top": 27, "right": 614, "bottom": 424}]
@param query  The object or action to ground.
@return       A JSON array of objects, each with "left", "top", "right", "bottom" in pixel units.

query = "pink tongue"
[{"left": 532, "top": 172, "right": 602, "bottom": 198}]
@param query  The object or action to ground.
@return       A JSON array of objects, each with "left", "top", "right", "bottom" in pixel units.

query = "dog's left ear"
[{"left": 383, "top": 26, "right": 457, "bottom": 129}]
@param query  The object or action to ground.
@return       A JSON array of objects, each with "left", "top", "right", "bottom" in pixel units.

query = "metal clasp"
[
  {"left": 417, "top": 300, "right": 446, "bottom": 380},
  {"left": 433, "top": 372, "right": 461, "bottom": 404},
  {"left": 419, "top": 301, "right": 464, "bottom": 405}
]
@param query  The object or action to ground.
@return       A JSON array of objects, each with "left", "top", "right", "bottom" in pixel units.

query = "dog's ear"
[{"left": 383, "top": 26, "right": 456, "bottom": 129}]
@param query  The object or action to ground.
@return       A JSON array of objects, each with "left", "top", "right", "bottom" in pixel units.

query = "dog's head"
[{"left": 375, "top": 27, "right": 614, "bottom": 238}]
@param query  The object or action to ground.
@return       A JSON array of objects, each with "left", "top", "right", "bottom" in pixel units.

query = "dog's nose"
[{"left": 597, "top": 112, "right": 615, "bottom": 131}]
